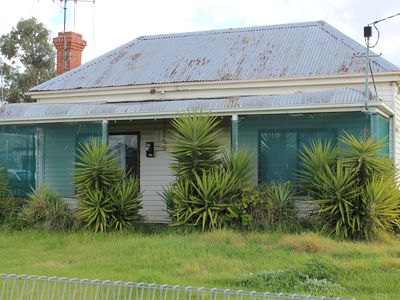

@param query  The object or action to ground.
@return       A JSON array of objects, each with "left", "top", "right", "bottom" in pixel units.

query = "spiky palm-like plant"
[
  {"left": 264, "top": 182, "right": 297, "bottom": 230},
  {"left": 362, "top": 177, "right": 400, "bottom": 238},
  {"left": 340, "top": 133, "right": 395, "bottom": 184},
  {"left": 298, "top": 139, "right": 338, "bottom": 197},
  {"left": 299, "top": 134, "right": 400, "bottom": 239},
  {"left": 170, "top": 169, "right": 239, "bottom": 230},
  {"left": 75, "top": 138, "right": 143, "bottom": 232},
  {"left": 221, "top": 147, "right": 253, "bottom": 187},
  {"left": 109, "top": 176, "right": 143, "bottom": 230},
  {"left": 78, "top": 188, "right": 111, "bottom": 232},
  {"left": 169, "top": 112, "right": 223, "bottom": 179},
  {"left": 19, "top": 186, "right": 74, "bottom": 231},
  {"left": 75, "top": 138, "right": 120, "bottom": 196}
]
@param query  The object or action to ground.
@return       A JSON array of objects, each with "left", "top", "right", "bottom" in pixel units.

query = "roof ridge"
[{"left": 139, "top": 21, "right": 322, "bottom": 41}]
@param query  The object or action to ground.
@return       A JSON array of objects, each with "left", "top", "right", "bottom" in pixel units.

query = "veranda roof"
[{"left": 0, "top": 88, "right": 385, "bottom": 124}]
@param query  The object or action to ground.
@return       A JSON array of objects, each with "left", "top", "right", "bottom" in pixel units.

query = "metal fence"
[{"left": 0, "top": 274, "right": 354, "bottom": 300}]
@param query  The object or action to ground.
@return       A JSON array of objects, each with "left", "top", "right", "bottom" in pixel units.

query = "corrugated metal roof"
[
  {"left": 31, "top": 21, "right": 399, "bottom": 92},
  {"left": 0, "top": 88, "right": 379, "bottom": 122}
]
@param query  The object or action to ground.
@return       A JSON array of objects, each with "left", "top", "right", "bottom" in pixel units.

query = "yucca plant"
[
  {"left": 169, "top": 112, "right": 223, "bottom": 179},
  {"left": 298, "top": 139, "right": 338, "bottom": 196},
  {"left": 75, "top": 138, "right": 120, "bottom": 196},
  {"left": 340, "top": 133, "right": 395, "bottom": 184},
  {"left": 109, "top": 176, "right": 143, "bottom": 230},
  {"left": 299, "top": 133, "right": 400, "bottom": 239},
  {"left": 264, "top": 182, "right": 297, "bottom": 230},
  {"left": 221, "top": 147, "right": 253, "bottom": 187},
  {"left": 361, "top": 177, "right": 400, "bottom": 238},
  {"left": 166, "top": 112, "right": 254, "bottom": 231},
  {"left": 311, "top": 161, "right": 360, "bottom": 238},
  {"left": 78, "top": 188, "right": 111, "bottom": 232},
  {"left": 75, "top": 138, "right": 144, "bottom": 232},
  {"left": 170, "top": 169, "right": 239, "bottom": 230},
  {"left": 19, "top": 186, "right": 74, "bottom": 231}
]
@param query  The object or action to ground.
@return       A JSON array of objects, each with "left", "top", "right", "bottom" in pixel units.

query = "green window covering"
[
  {"left": 0, "top": 126, "right": 35, "bottom": 196},
  {"left": 238, "top": 112, "right": 374, "bottom": 185},
  {"left": 370, "top": 114, "right": 389, "bottom": 155},
  {"left": 259, "top": 129, "right": 337, "bottom": 184},
  {"left": 0, "top": 122, "right": 102, "bottom": 198}
]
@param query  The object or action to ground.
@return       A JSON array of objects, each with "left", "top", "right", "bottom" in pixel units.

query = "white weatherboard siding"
[
  {"left": 395, "top": 85, "right": 400, "bottom": 165},
  {"left": 109, "top": 120, "right": 231, "bottom": 223}
]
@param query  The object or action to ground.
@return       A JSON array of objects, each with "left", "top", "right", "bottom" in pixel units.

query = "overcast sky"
[{"left": 1, "top": 0, "right": 399, "bottom": 66}]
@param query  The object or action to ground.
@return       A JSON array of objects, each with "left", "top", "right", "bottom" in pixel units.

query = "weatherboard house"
[{"left": 1, "top": 21, "right": 399, "bottom": 222}]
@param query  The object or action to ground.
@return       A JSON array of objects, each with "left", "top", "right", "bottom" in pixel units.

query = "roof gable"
[{"left": 31, "top": 21, "right": 399, "bottom": 92}]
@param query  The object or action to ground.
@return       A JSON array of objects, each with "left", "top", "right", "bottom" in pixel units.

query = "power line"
[{"left": 369, "top": 12, "right": 400, "bottom": 25}]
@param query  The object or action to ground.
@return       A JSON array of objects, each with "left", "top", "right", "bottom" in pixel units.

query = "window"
[{"left": 258, "top": 128, "right": 337, "bottom": 184}]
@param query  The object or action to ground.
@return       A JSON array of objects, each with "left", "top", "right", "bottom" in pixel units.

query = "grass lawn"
[{"left": 0, "top": 228, "right": 399, "bottom": 300}]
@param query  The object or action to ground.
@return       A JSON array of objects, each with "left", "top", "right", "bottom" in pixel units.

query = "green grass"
[{"left": 0, "top": 228, "right": 399, "bottom": 299}]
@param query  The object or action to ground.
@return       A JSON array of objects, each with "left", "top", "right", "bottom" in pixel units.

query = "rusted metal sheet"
[
  {"left": 31, "top": 21, "right": 399, "bottom": 92},
  {"left": 0, "top": 88, "right": 378, "bottom": 122}
]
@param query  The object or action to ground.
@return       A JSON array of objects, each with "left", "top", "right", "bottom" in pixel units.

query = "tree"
[{"left": 0, "top": 17, "right": 56, "bottom": 103}]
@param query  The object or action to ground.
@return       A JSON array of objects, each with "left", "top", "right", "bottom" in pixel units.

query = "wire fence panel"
[{"left": 0, "top": 274, "right": 355, "bottom": 300}]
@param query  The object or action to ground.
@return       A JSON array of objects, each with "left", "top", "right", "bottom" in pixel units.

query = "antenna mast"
[
  {"left": 56, "top": 0, "right": 95, "bottom": 73},
  {"left": 363, "top": 11, "right": 400, "bottom": 112}
]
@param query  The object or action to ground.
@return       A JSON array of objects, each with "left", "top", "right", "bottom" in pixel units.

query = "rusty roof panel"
[
  {"left": 1, "top": 88, "right": 378, "bottom": 122},
  {"left": 31, "top": 21, "right": 399, "bottom": 92}
]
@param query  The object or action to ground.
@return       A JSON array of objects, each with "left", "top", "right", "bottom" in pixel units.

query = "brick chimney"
[{"left": 53, "top": 32, "right": 87, "bottom": 75}]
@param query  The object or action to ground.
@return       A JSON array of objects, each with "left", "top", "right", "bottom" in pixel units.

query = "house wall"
[
  {"left": 393, "top": 83, "right": 400, "bottom": 165},
  {"left": 109, "top": 118, "right": 231, "bottom": 223}
]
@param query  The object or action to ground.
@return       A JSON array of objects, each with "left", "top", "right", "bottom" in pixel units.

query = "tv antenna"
[{"left": 53, "top": 0, "right": 95, "bottom": 73}]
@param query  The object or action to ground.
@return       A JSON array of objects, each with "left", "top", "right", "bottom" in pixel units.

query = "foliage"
[
  {"left": 237, "top": 259, "right": 343, "bottom": 296},
  {"left": 221, "top": 147, "right": 253, "bottom": 187},
  {"left": 298, "top": 140, "right": 338, "bottom": 195},
  {"left": 0, "top": 164, "right": 8, "bottom": 196},
  {"left": 168, "top": 169, "right": 240, "bottom": 230},
  {"left": 169, "top": 112, "right": 223, "bottom": 179},
  {"left": 75, "top": 138, "right": 143, "bottom": 232},
  {"left": 361, "top": 177, "right": 400, "bottom": 238},
  {"left": 340, "top": 133, "right": 395, "bottom": 182},
  {"left": 0, "top": 165, "right": 10, "bottom": 222},
  {"left": 78, "top": 188, "right": 111, "bottom": 232},
  {"left": 75, "top": 138, "right": 120, "bottom": 196},
  {"left": 299, "top": 134, "right": 400, "bottom": 239},
  {"left": 234, "top": 186, "right": 267, "bottom": 229},
  {"left": 264, "top": 182, "right": 297, "bottom": 230},
  {"left": 0, "top": 17, "right": 55, "bottom": 103},
  {"left": 237, "top": 183, "right": 297, "bottom": 231},
  {"left": 18, "top": 186, "right": 74, "bottom": 231},
  {"left": 166, "top": 112, "right": 254, "bottom": 231},
  {"left": 109, "top": 176, "right": 143, "bottom": 230}
]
